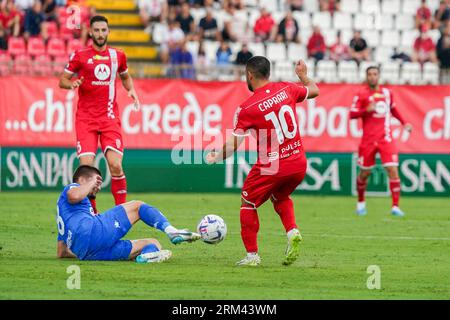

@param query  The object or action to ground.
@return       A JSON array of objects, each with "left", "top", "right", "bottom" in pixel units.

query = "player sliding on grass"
[
  {"left": 206, "top": 57, "right": 319, "bottom": 266},
  {"left": 56, "top": 165, "right": 200, "bottom": 263},
  {"left": 350, "top": 66, "right": 412, "bottom": 217}
]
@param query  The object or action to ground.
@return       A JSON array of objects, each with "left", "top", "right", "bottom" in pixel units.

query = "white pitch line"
[{"left": 306, "top": 233, "right": 450, "bottom": 242}]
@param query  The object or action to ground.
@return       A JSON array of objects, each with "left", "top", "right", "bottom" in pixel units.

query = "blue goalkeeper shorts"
[{"left": 82, "top": 205, "right": 133, "bottom": 261}]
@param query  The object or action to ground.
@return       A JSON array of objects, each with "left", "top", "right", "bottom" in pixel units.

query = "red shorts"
[
  {"left": 358, "top": 140, "right": 398, "bottom": 169},
  {"left": 241, "top": 163, "right": 307, "bottom": 208},
  {"left": 76, "top": 119, "right": 124, "bottom": 158}
]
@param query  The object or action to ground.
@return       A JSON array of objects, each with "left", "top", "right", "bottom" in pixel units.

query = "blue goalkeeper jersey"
[{"left": 56, "top": 183, "right": 95, "bottom": 259}]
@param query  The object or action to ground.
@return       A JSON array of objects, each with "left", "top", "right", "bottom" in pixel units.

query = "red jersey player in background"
[
  {"left": 350, "top": 66, "right": 412, "bottom": 217},
  {"left": 59, "top": 16, "right": 140, "bottom": 212},
  {"left": 206, "top": 57, "right": 319, "bottom": 266}
]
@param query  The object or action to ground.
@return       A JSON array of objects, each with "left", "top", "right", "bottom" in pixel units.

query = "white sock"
[
  {"left": 287, "top": 228, "right": 299, "bottom": 239},
  {"left": 164, "top": 225, "right": 178, "bottom": 234},
  {"left": 357, "top": 201, "right": 366, "bottom": 210},
  {"left": 247, "top": 252, "right": 258, "bottom": 257}
]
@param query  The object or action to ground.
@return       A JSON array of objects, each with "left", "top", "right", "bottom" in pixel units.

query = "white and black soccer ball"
[{"left": 197, "top": 214, "right": 227, "bottom": 244}]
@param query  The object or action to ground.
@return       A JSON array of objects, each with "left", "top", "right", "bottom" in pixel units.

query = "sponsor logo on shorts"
[
  {"left": 77, "top": 141, "right": 81, "bottom": 154},
  {"left": 116, "top": 139, "right": 121, "bottom": 149},
  {"left": 114, "top": 220, "right": 120, "bottom": 228},
  {"left": 242, "top": 191, "right": 248, "bottom": 197}
]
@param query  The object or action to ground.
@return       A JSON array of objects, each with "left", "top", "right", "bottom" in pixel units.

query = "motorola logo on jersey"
[
  {"left": 94, "top": 64, "right": 111, "bottom": 81},
  {"left": 374, "top": 101, "right": 388, "bottom": 116}
]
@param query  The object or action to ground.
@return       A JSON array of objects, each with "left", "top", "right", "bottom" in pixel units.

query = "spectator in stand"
[
  {"left": 198, "top": 8, "right": 220, "bottom": 41},
  {"left": 288, "top": 0, "right": 304, "bottom": 11},
  {"left": 139, "top": 0, "right": 168, "bottom": 33},
  {"left": 235, "top": 43, "right": 252, "bottom": 65},
  {"left": 253, "top": 7, "right": 275, "bottom": 42},
  {"left": 349, "top": 30, "right": 370, "bottom": 63},
  {"left": 307, "top": 26, "right": 326, "bottom": 61},
  {"left": 0, "top": 0, "right": 20, "bottom": 37},
  {"left": 24, "top": 0, "right": 47, "bottom": 40},
  {"left": 14, "top": 0, "right": 34, "bottom": 11},
  {"left": 224, "top": 0, "right": 244, "bottom": 10},
  {"left": 160, "top": 19, "right": 185, "bottom": 63},
  {"left": 433, "top": 0, "right": 450, "bottom": 31},
  {"left": 222, "top": 5, "right": 246, "bottom": 42},
  {"left": 216, "top": 41, "right": 232, "bottom": 65},
  {"left": 169, "top": 40, "right": 195, "bottom": 79},
  {"left": 413, "top": 25, "right": 438, "bottom": 64},
  {"left": 176, "top": 2, "right": 195, "bottom": 40},
  {"left": 41, "top": 0, "right": 57, "bottom": 21},
  {"left": 0, "top": 26, "right": 6, "bottom": 50},
  {"left": 416, "top": 0, "right": 432, "bottom": 29},
  {"left": 275, "top": 11, "right": 299, "bottom": 43},
  {"left": 329, "top": 30, "right": 351, "bottom": 61},
  {"left": 319, "top": 0, "right": 340, "bottom": 14},
  {"left": 437, "top": 21, "right": 450, "bottom": 82}
]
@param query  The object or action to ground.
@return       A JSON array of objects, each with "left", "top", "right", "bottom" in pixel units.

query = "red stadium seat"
[
  {"left": 52, "top": 55, "right": 68, "bottom": 75},
  {"left": 27, "top": 37, "right": 46, "bottom": 57},
  {"left": 0, "top": 52, "right": 12, "bottom": 76},
  {"left": 7, "top": 37, "right": 26, "bottom": 57},
  {"left": 43, "top": 21, "right": 59, "bottom": 39},
  {"left": 33, "top": 54, "right": 53, "bottom": 76},
  {"left": 47, "top": 38, "right": 66, "bottom": 57},
  {"left": 67, "top": 38, "right": 84, "bottom": 53},
  {"left": 13, "top": 54, "right": 32, "bottom": 75}
]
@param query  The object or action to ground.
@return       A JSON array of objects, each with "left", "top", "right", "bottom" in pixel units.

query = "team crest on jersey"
[
  {"left": 87, "top": 58, "right": 93, "bottom": 64},
  {"left": 94, "top": 64, "right": 111, "bottom": 80}
]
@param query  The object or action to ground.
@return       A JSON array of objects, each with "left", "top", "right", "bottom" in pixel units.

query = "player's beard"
[
  {"left": 93, "top": 36, "right": 108, "bottom": 48},
  {"left": 247, "top": 79, "right": 254, "bottom": 92}
]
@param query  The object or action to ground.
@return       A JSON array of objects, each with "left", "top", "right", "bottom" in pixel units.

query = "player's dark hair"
[
  {"left": 366, "top": 65, "right": 380, "bottom": 74},
  {"left": 246, "top": 56, "right": 271, "bottom": 79},
  {"left": 73, "top": 165, "right": 102, "bottom": 183},
  {"left": 90, "top": 15, "right": 109, "bottom": 27}
]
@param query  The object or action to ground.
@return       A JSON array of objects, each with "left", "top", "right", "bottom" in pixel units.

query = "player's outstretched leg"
[
  {"left": 127, "top": 239, "right": 172, "bottom": 264},
  {"left": 123, "top": 201, "right": 201, "bottom": 245},
  {"left": 236, "top": 205, "right": 261, "bottom": 266},
  {"left": 272, "top": 197, "right": 302, "bottom": 266}
]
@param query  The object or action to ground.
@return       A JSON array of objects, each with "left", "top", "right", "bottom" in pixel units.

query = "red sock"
[
  {"left": 240, "top": 207, "right": 259, "bottom": 253},
  {"left": 357, "top": 176, "right": 367, "bottom": 202},
  {"left": 389, "top": 179, "right": 401, "bottom": 207},
  {"left": 111, "top": 175, "right": 127, "bottom": 205},
  {"left": 89, "top": 198, "right": 98, "bottom": 214},
  {"left": 273, "top": 197, "right": 297, "bottom": 233}
]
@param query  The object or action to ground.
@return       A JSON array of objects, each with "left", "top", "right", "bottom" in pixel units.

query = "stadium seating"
[
  {"left": 400, "top": 62, "right": 422, "bottom": 84},
  {"left": 247, "top": 42, "right": 265, "bottom": 57},
  {"left": 401, "top": 0, "right": 422, "bottom": 14},
  {"left": 423, "top": 62, "right": 440, "bottom": 85},
  {"left": 381, "top": 61, "right": 401, "bottom": 84},
  {"left": 33, "top": 55, "right": 53, "bottom": 76},
  {"left": 67, "top": 38, "right": 84, "bottom": 54},
  {"left": 382, "top": 0, "right": 401, "bottom": 14},
  {"left": 338, "top": 60, "right": 359, "bottom": 83},
  {"left": 375, "top": 46, "right": 394, "bottom": 63},
  {"left": 293, "top": 11, "right": 311, "bottom": 29},
  {"left": 266, "top": 43, "right": 287, "bottom": 62},
  {"left": 7, "top": 37, "right": 26, "bottom": 57},
  {"left": 274, "top": 61, "right": 297, "bottom": 81},
  {"left": 395, "top": 13, "right": 415, "bottom": 31},
  {"left": 358, "top": 61, "right": 379, "bottom": 81},
  {"left": 27, "top": 37, "right": 46, "bottom": 57},
  {"left": 312, "top": 12, "right": 332, "bottom": 30},
  {"left": 316, "top": 60, "right": 337, "bottom": 83},
  {"left": 287, "top": 43, "right": 307, "bottom": 62},
  {"left": 0, "top": 53, "right": 12, "bottom": 76},
  {"left": 53, "top": 55, "right": 68, "bottom": 75},
  {"left": 361, "top": 0, "right": 380, "bottom": 14},
  {"left": 381, "top": 30, "right": 400, "bottom": 47},
  {"left": 43, "top": 21, "right": 59, "bottom": 39},
  {"left": 47, "top": 38, "right": 67, "bottom": 58},
  {"left": 13, "top": 54, "right": 32, "bottom": 75},
  {"left": 341, "top": 0, "right": 360, "bottom": 14},
  {"left": 362, "top": 29, "right": 380, "bottom": 47},
  {"left": 333, "top": 12, "right": 353, "bottom": 30}
]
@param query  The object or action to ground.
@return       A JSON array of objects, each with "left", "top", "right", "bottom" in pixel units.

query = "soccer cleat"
[
  {"left": 236, "top": 254, "right": 261, "bottom": 266},
  {"left": 283, "top": 230, "right": 303, "bottom": 266},
  {"left": 167, "top": 229, "right": 201, "bottom": 245},
  {"left": 356, "top": 202, "right": 367, "bottom": 216},
  {"left": 135, "top": 250, "right": 172, "bottom": 264},
  {"left": 391, "top": 206, "right": 405, "bottom": 217}
]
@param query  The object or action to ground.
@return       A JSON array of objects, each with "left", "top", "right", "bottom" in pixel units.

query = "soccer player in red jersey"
[
  {"left": 206, "top": 57, "right": 319, "bottom": 266},
  {"left": 59, "top": 16, "right": 140, "bottom": 213},
  {"left": 350, "top": 66, "right": 412, "bottom": 217}
]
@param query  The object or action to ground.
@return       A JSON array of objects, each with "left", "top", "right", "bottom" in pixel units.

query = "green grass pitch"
[{"left": 0, "top": 192, "right": 449, "bottom": 299}]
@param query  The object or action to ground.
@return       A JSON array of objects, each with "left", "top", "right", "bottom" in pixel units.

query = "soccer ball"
[{"left": 197, "top": 214, "right": 227, "bottom": 244}]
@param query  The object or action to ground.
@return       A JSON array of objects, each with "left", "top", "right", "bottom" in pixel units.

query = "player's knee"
[
  {"left": 133, "top": 200, "right": 145, "bottom": 211},
  {"left": 108, "top": 160, "right": 123, "bottom": 176}
]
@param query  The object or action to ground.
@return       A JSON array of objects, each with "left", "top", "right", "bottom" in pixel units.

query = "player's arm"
[
  {"left": 295, "top": 60, "right": 319, "bottom": 99},
  {"left": 57, "top": 241, "right": 76, "bottom": 259},
  {"left": 206, "top": 135, "right": 245, "bottom": 164},
  {"left": 349, "top": 95, "right": 374, "bottom": 119},
  {"left": 390, "top": 96, "right": 412, "bottom": 132},
  {"left": 66, "top": 176, "right": 102, "bottom": 204},
  {"left": 59, "top": 71, "right": 84, "bottom": 90},
  {"left": 120, "top": 72, "right": 140, "bottom": 111}
]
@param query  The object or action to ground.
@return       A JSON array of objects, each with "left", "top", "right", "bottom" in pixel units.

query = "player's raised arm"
[
  {"left": 66, "top": 175, "right": 102, "bottom": 204},
  {"left": 206, "top": 135, "right": 245, "bottom": 164},
  {"left": 295, "top": 60, "right": 319, "bottom": 99}
]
